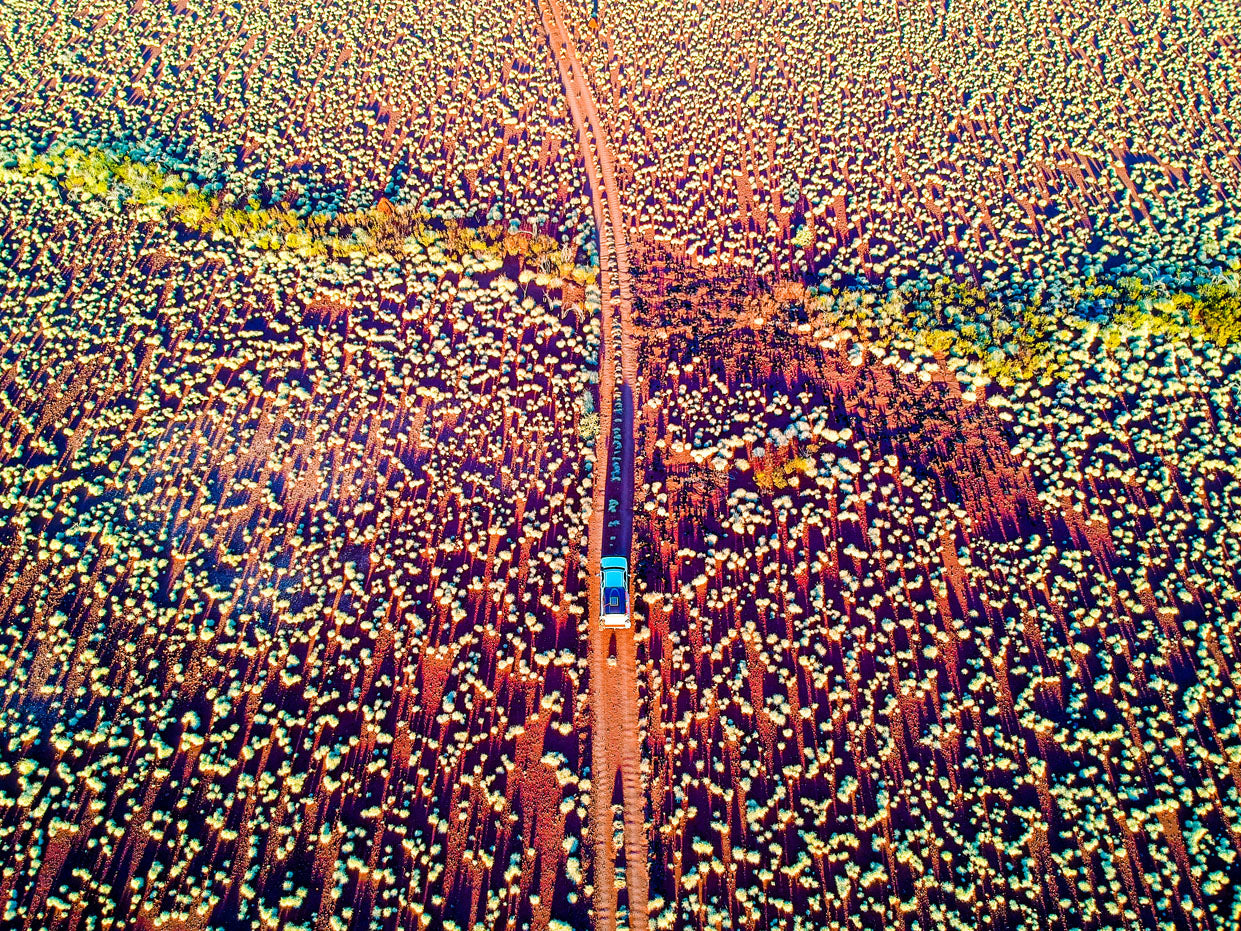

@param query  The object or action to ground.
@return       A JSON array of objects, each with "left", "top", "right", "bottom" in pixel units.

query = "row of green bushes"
[
  {"left": 806, "top": 271, "right": 1241, "bottom": 386},
  {"left": 3, "top": 146, "right": 597, "bottom": 284}
]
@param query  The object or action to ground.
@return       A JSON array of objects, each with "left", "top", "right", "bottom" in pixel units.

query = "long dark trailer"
[{"left": 603, "top": 381, "right": 633, "bottom": 560}]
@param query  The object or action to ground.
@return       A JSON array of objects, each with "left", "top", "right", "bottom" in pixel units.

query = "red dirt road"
[{"left": 538, "top": 3, "right": 648, "bottom": 930}]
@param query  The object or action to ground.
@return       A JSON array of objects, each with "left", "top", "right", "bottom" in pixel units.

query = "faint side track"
[{"left": 536, "top": 3, "right": 648, "bottom": 930}]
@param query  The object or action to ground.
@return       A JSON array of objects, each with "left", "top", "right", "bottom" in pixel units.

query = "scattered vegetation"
[
  {"left": 0, "top": 145, "right": 599, "bottom": 931},
  {"left": 637, "top": 258, "right": 1241, "bottom": 931}
]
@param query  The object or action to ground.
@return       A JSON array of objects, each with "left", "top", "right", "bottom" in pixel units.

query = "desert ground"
[{"left": 1, "top": 0, "right": 1240, "bottom": 929}]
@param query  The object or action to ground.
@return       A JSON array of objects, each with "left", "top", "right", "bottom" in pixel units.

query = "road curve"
[{"left": 536, "top": 3, "right": 648, "bottom": 930}]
